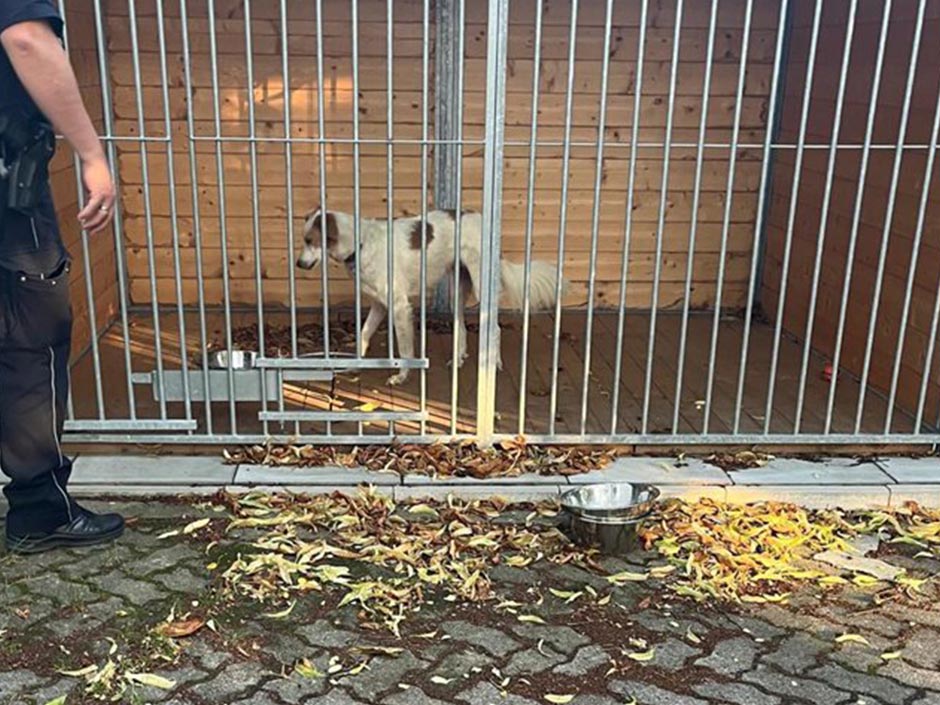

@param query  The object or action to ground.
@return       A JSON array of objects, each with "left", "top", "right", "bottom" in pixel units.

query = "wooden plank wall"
[
  {"left": 105, "top": 0, "right": 776, "bottom": 310},
  {"left": 54, "top": 3, "right": 120, "bottom": 358},
  {"left": 760, "top": 0, "right": 940, "bottom": 425}
]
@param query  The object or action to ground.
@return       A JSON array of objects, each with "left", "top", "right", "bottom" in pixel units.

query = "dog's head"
[{"left": 296, "top": 207, "right": 351, "bottom": 271}]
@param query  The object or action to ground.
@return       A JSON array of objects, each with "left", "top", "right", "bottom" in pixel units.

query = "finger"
[
  {"left": 81, "top": 199, "right": 112, "bottom": 233},
  {"left": 89, "top": 207, "right": 115, "bottom": 234},
  {"left": 78, "top": 193, "right": 105, "bottom": 225}
]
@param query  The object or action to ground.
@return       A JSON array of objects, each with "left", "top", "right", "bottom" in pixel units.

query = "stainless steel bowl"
[
  {"left": 560, "top": 482, "right": 660, "bottom": 521},
  {"left": 207, "top": 350, "right": 257, "bottom": 369},
  {"left": 567, "top": 511, "right": 650, "bottom": 555}
]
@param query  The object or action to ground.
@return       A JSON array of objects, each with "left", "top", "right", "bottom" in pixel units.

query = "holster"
[{"left": 0, "top": 113, "right": 57, "bottom": 223}]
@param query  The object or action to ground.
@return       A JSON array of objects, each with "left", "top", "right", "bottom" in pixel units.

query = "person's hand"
[{"left": 77, "top": 154, "right": 116, "bottom": 234}]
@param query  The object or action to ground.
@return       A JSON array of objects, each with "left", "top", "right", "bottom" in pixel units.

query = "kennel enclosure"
[{"left": 50, "top": 0, "right": 940, "bottom": 446}]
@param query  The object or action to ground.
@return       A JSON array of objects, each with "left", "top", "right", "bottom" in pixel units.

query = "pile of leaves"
[
  {"left": 217, "top": 489, "right": 594, "bottom": 634},
  {"left": 639, "top": 498, "right": 937, "bottom": 603},
  {"left": 223, "top": 439, "right": 621, "bottom": 479}
]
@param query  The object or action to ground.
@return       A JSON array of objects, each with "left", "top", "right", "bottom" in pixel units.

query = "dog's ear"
[{"left": 309, "top": 209, "right": 340, "bottom": 249}]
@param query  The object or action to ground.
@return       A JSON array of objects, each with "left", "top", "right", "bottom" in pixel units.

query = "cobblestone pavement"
[{"left": 2, "top": 498, "right": 940, "bottom": 705}]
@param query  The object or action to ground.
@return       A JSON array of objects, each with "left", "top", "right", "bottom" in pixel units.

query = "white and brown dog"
[{"left": 296, "top": 208, "right": 561, "bottom": 385}]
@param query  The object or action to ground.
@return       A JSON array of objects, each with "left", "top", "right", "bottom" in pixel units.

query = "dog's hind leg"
[
  {"left": 360, "top": 302, "right": 385, "bottom": 358},
  {"left": 452, "top": 265, "right": 471, "bottom": 368},
  {"left": 387, "top": 299, "right": 414, "bottom": 386}
]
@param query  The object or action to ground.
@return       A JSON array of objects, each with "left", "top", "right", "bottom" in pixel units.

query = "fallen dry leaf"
[{"left": 155, "top": 618, "right": 205, "bottom": 639}]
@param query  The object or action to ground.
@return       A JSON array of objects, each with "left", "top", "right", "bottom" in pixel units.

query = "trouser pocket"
[{"left": 5, "top": 259, "right": 73, "bottom": 349}]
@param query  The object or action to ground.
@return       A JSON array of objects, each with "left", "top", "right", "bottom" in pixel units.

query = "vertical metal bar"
[
  {"left": 732, "top": 0, "right": 791, "bottom": 434},
  {"left": 179, "top": 0, "right": 213, "bottom": 435},
  {"left": 155, "top": 0, "right": 191, "bottom": 426},
  {"left": 351, "top": 0, "right": 364, "bottom": 437},
  {"left": 385, "top": 0, "right": 395, "bottom": 360},
  {"left": 854, "top": 0, "right": 928, "bottom": 433},
  {"left": 547, "top": 0, "right": 580, "bottom": 436},
  {"left": 610, "top": 0, "right": 649, "bottom": 434},
  {"left": 419, "top": 0, "right": 430, "bottom": 435},
  {"left": 793, "top": 0, "right": 858, "bottom": 433},
  {"left": 449, "top": 0, "right": 466, "bottom": 435},
  {"left": 206, "top": 0, "right": 238, "bottom": 432},
  {"left": 57, "top": 0, "right": 104, "bottom": 421},
  {"left": 762, "top": 0, "right": 824, "bottom": 434},
  {"left": 823, "top": 0, "right": 893, "bottom": 433},
  {"left": 517, "top": 0, "right": 545, "bottom": 435},
  {"left": 126, "top": 0, "right": 168, "bottom": 419},
  {"left": 476, "top": 0, "right": 510, "bottom": 443},
  {"left": 704, "top": 0, "right": 754, "bottom": 434},
  {"left": 281, "top": 0, "right": 298, "bottom": 363},
  {"left": 579, "top": 0, "right": 616, "bottom": 435},
  {"left": 673, "top": 0, "right": 719, "bottom": 434},
  {"left": 314, "top": 0, "right": 331, "bottom": 435},
  {"left": 641, "top": 0, "right": 684, "bottom": 435},
  {"left": 887, "top": 87, "right": 940, "bottom": 433},
  {"left": 243, "top": 1, "right": 268, "bottom": 437},
  {"left": 92, "top": 0, "right": 136, "bottom": 420}
]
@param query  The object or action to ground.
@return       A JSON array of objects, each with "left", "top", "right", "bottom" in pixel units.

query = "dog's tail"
[{"left": 500, "top": 259, "right": 563, "bottom": 311}]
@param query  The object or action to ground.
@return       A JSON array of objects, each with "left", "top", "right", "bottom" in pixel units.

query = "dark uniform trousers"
[{"left": 0, "top": 184, "right": 78, "bottom": 537}]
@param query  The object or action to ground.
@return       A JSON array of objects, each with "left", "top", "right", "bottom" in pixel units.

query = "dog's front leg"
[
  {"left": 387, "top": 299, "right": 414, "bottom": 386},
  {"left": 360, "top": 302, "right": 385, "bottom": 358}
]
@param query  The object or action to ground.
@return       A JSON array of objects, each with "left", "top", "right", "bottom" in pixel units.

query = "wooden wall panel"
[
  {"left": 760, "top": 0, "right": 940, "bottom": 425},
  {"left": 105, "top": 0, "right": 773, "bottom": 310}
]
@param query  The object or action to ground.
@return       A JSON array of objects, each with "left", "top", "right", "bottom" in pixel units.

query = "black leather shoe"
[{"left": 5, "top": 509, "right": 125, "bottom": 555}]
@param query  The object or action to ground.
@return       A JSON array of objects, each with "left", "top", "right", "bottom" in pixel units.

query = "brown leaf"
[{"left": 155, "top": 618, "right": 205, "bottom": 639}]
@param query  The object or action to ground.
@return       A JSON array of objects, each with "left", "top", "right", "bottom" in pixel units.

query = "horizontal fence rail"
[{"left": 55, "top": 0, "right": 940, "bottom": 448}]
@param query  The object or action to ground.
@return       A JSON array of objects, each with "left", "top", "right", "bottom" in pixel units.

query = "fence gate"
[{"left": 60, "top": 0, "right": 940, "bottom": 449}]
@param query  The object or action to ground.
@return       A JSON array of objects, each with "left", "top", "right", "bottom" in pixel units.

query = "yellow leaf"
[
  {"left": 686, "top": 628, "right": 702, "bottom": 645},
  {"left": 295, "top": 659, "right": 323, "bottom": 679},
  {"left": 58, "top": 665, "right": 97, "bottom": 678},
  {"left": 518, "top": 614, "right": 547, "bottom": 625},
  {"left": 42, "top": 698, "right": 67, "bottom": 705},
  {"left": 263, "top": 601, "right": 296, "bottom": 619},
  {"left": 597, "top": 593, "right": 612, "bottom": 606},
  {"left": 606, "top": 570, "right": 649, "bottom": 585},
  {"left": 880, "top": 651, "right": 903, "bottom": 661},
  {"left": 549, "top": 589, "right": 583, "bottom": 603},
  {"left": 357, "top": 402, "right": 379, "bottom": 412},
  {"left": 183, "top": 518, "right": 211, "bottom": 535},
  {"left": 408, "top": 504, "right": 439, "bottom": 518},
  {"left": 627, "top": 648, "right": 656, "bottom": 663},
  {"left": 125, "top": 673, "right": 177, "bottom": 689},
  {"left": 430, "top": 676, "right": 454, "bottom": 685},
  {"left": 157, "top": 530, "right": 180, "bottom": 540},
  {"left": 545, "top": 695, "right": 575, "bottom": 704},
  {"left": 835, "top": 634, "right": 871, "bottom": 647}
]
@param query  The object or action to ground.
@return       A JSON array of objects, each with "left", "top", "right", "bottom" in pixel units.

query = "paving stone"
[
  {"left": 761, "top": 633, "right": 830, "bottom": 673},
  {"left": 394, "top": 485, "right": 563, "bottom": 502},
  {"left": 742, "top": 665, "right": 851, "bottom": 704},
  {"left": 263, "top": 633, "right": 311, "bottom": 667},
  {"left": 134, "top": 544, "right": 203, "bottom": 576},
  {"left": 441, "top": 620, "right": 521, "bottom": 657},
  {"left": 693, "top": 681, "right": 781, "bottom": 705},
  {"left": 433, "top": 649, "right": 494, "bottom": 679},
  {"left": 878, "top": 661, "right": 940, "bottom": 691},
  {"left": 151, "top": 567, "right": 209, "bottom": 594},
  {"left": 810, "top": 664, "right": 914, "bottom": 704},
  {"left": 653, "top": 638, "right": 702, "bottom": 671},
  {"left": 297, "top": 619, "right": 360, "bottom": 649},
  {"left": 509, "top": 623, "right": 590, "bottom": 655},
  {"left": 729, "top": 614, "right": 788, "bottom": 640},
  {"left": 757, "top": 605, "right": 845, "bottom": 639},
  {"left": 18, "top": 680, "right": 74, "bottom": 705},
  {"left": 72, "top": 455, "right": 235, "bottom": 485},
  {"left": 235, "top": 465, "right": 398, "bottom": 486},
  {"left": 727, "top": 458, "right": 890, "bottom": 486},
  {"left": 876, "top": 457, "right": 940, "bottom": 484},
  {"left": 912, "top": 693, "right": 940, "bottom": 705},
  {"left": 187, "top": 636, "right": 234, "bottom": 671},
  {"left": 0, "top": 669, "right": 44, "bottom": 699},
  {"left": 571, "top": 457, "right": 731, "bottom": 486},
  {"left": 695, "top": 637, "right": 761, "bottom": 675},
  {"left": 609, "top": 681, "right": 708, "bottom": 705},
  {"left": 346, "top": 652, "right": 426, "bottom": 702},
  {"left": 88, "top": 571, "right": 166, "bottom": 606},
  {"left": 231, "top": 694, "right": 281, "bottom": 705},
  {"left": 504, "top": 645, "right": 568, "bottom": 676},
  {"left": 456, "top": 682, "right": 539, "bottom": 705},
  {"left": 264, "top": 672, "right": 330, "bottom": 704},
  {"left": 900, "top": 627, "right": 940, "bottom": 670},
  {"left": 553, "top": 644, "right": 610, "bottom": 676},
  {"left": 190, "top": 661, "right": 272, "bottom": 701},
  {"left": 384, "top": 686, "right": 453, "bottom": 705},
  {"left": 889, "top": 485, "right": 940, "bottom": 508}
]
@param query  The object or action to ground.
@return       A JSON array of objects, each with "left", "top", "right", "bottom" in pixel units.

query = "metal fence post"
[{"left": 476, "top": 0, "right": 509, "bottom": 444}]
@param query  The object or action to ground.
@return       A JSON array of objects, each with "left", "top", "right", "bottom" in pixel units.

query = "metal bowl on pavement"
[{"left": 560, "top": 483, "right": 660, "bottom": 555}]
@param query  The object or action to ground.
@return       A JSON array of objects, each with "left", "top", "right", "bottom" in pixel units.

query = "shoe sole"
[{"left": 5, "top": 525, "right": 125, "bottom": 555}]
